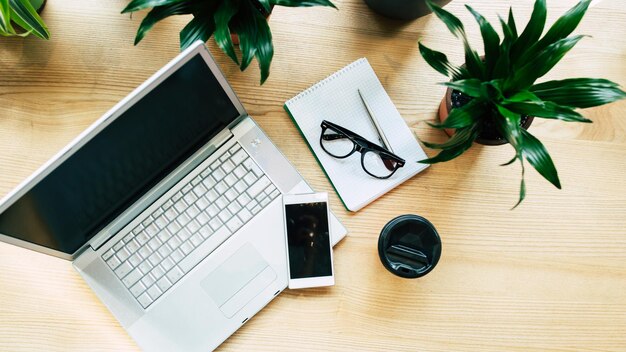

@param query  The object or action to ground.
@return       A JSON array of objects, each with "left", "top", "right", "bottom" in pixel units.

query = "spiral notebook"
[{"left": 284, "top": 58, "right": 428, "bottom": 212}]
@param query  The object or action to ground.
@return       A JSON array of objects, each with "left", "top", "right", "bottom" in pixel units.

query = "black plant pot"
[{"left": 363, "top": 0, "right": 451, "bottom": 20}]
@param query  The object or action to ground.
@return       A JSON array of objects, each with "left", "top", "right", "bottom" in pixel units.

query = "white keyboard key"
[
  {"left": 182, "top": 184, "right": 193, "bottom": 194},
  {"left": 106, "top": 256, "right": 121, "bottom": 270},
  {"left": 158, "top": 244, "right": 172, "bottom": 258},
  {"left": 227, "top": 201, "right": 242, "bottom": 215},
  {"left": 215, "top": 181, "right": 228, "bottom": 194},
  {"left": 196, "top": 196, "right": 210, "bottom": 210},
  {"left": 270, "top": 188, "right": 280, "bottom": 199},
  {"left": 166, "top": 266, "right": 184, "bottom": 283},
  {"left": 193, "top": 183, "right": 208, "bottom": 197},
  {"left": 156, "top": 276, "right": 171, "bottom": 292},
  {"left": 145, "top": 223, "right": 159, "bottom": 237},
  {"left": 138, "top": 293, "right": 152, "bottom": 308},
  {"left": 229, "top": 143, "right": 241, "bottom": 154},
  {"left": 138, "top": 260, "right": 153, "bottom": 275},
  {"left": 186, "top": 204, "right": 200, "bottom": 219},
  {"left": 213, "top": 168, "right": 226, "bottom": 180},
  {"left": 187, "top": 219, "right": 200, "bottom": 233},
  {"left": 177, "top": 227, "right": 192, "bottom": 242},
  {"left": 174, "top": 201, "right": 186, "bottom": 213},
  {"left": 113, "top": 240, "right": 124, "bottom": 252},
  {"left": 218, "top": 209, "right": 232, "bottom": 222},
  {"left": 246, "top": 200, "right": 257, "bottom": 211},
  {"left": 260, "top": 196, "right": 271, "bottom": 208},
  {"left": 237, "top": 193, "right": 252, "bottom": 207},
  {"left": 247, "top": 176, "right": 271, "bottom": 199},
  {"left": 243, "top": 172, "right": 257, "bottom": 186},
  {"left": 141, "top": 273, "right": 156, "bottom": 288},
  {"left": 190, "top": 233, "right": 203, "bottom": 247},
  {"left": 167, "top": 236, "right": 182, "bottom": 249},
  {"left": 128, "top": 253, "right": 142, "bottom": 267},
  {"left": 233, "top": 165, "right": 246, "bottom": 178},
  {"left": 130, "top": 281, "right": 146, "bottom": 298},
  {"left": 177, "top": 212, "right": 191, "bottom": 227},
  {"left": 251, "top": 204, "right": 262, "bottom": 215},
  {"left": 136, "top": 231, "right": 151, "bottom": 245},
  {"left": 102, "top": 249, "right": 115, "bottom": 261},
  {"left": 171, "top": 249, "right": 184, "bottom": 263},
  {"left": 226, "top": 216, "right": 244, "bottom": 232},
  {"left": 221, "top": 159, "right": 236, "bottom": 173},
  {"left": 210, "top": 160, "right": 220, "bottom": 170},
  {"left": 138, "top": 245, "right": 151, "bottom": 259},
  {"left": 141, "top": 216, "right": 153, "bottom": 227},
  {"left": 225, "top": 188, "right": 238, "bottom": 201},
  {"left": 234, "top": 180, "right": 247, "bottom": 194},
  {"left": 147, "top": 285, "right": 162, "bottom": 300},
  {"left": 148, "top": 252, "right": 162, "bottom": 266},
  {"left": 206, "top": 190, "right": 219, "bottom": 202},
  {"left": 209, "top": 218, "right": 223, "bottom": 231},
  {"left": 199, "top": 225, "right": 213, "bottom": 239},
  {"left": 147, "top": 237, "right": 161, "bottom": 252},
  {"left": 191, "top": 176, "right": 201, "bottom": 186},
  {"left": 167, "top": 221, "right": 181, "bottom": 235},
  {"left": 206, "top": 204, "right": 219, "bottom": 218},
  {"left": 231, "top": 149, "right": 247, "bottom": 165},
  {"left": 215, "top": 197, "right": 228, "bottom": 210},
  {"left": 117, "top": 247, "right": 131, "bottom": 262},
  {"left": 224, "top": 173, "right": 237, "bottom": 187},
  {"left": 197, "top": 212, "right": 210, "bottom": 225},
  {"left": 183, "top": 192, "right": 197, "bottom": 205},
  {"left": 162, "top": 257, "right": 176, "bottom": 271},
  {"left": 239, "top": 208, "right": 253, "bottom": 223},
  {"left": 180, "top": 241, "right": 194, "bottom": 255},
  {"left": 202, "top": 176, "right": 217, "bottom": 189},
  {"left": 151, "top": 265, "right": 165, "bottom": 280},
  {"left": 123, "top": 233, "right": 133, "bottom": 243},
  {"left": 154, "top": 216, "right": 167, "bottom": 229},
  {"left": 114, "top": 262, "right": 133, "bottom": 279},
  {"left": 178, "top": 227, "right": 232, "bottom": 273},
  {"left": 122, "top": 268, "right": 142, "bottom": 288},
  {"left": 164, "top": 208, "right": 177, "bottom": 222},
  {"left": 219, "top": 152, "right": 230, "bottom": 163},
  {"left": 157, "top": 230, "right": 171, "bottom": 243}
]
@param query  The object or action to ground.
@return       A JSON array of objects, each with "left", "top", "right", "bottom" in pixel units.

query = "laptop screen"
[{"left": 0, "top": 54, "right": 240, "bottom": 255}]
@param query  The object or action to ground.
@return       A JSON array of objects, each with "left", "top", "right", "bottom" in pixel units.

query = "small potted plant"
[
  {"left": 418, "top": 0, "right": 626, "bottom": 207},
  {"left": 122, "top": 0, "right": 336, "bottom": 84},
  {"left": 0, "top": 0, "right": 50, "bottom": 39}
]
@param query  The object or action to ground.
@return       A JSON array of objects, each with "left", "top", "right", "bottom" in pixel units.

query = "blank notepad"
[{"left": 284, "top": 58, "right": 429, "bottom": 212}]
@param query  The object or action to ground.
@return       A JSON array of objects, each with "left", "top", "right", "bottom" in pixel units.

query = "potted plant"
[
  {"left": 0, "top": 0, "right": 50, "bottom": 39},
  {"left": 418, "top": 0, "right": 626, "bottom": 207},
  {"left": 122, "top": 0, "right": 336, "bottom": 84}
]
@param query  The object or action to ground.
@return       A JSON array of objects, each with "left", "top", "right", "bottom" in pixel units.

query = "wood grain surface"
[{"left": 1, "top": 0, "right": 625, "bottom": 351}]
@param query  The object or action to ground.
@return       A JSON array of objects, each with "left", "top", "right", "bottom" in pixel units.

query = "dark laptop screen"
[{"left": 0, "top": 54, "right": 240, "bottom": 254}]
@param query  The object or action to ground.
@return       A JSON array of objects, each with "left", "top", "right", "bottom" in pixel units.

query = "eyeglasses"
[{"left": 319, "top": 120, "right": 405, "bottom": 179}]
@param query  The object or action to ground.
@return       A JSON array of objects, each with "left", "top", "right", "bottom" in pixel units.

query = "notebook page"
[{"left": 285, "top": 58, "right": 428, "bottom": 211}]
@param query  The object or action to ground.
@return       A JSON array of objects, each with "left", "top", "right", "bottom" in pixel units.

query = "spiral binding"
[{"left": 286, "top": 58, "right": 367, "bottom": 106}]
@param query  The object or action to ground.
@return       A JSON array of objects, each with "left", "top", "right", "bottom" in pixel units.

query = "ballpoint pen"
[{"left": 358, "top": 89, "right": 394, "bottom": 153}]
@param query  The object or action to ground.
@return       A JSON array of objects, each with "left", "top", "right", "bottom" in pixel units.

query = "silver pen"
[{"left": 358, "top": 89, "right": 393, "bottom": 152}]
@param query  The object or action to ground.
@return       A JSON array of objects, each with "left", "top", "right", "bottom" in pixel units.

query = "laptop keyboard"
[{"left": 100, "top": 143, "right": 280, "bottom": 309}]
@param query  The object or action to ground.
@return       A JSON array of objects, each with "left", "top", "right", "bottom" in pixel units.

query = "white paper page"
[{"left": 285, "top": 58, "right": 428, "bottom": 211}]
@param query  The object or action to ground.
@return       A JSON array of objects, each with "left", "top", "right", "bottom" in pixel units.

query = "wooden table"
[{"left": 1, "top": 0, "right": 625, "bottom": 350}]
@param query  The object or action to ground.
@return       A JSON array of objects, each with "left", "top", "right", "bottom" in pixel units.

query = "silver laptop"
[{"left": 0, "top": 41, "right": 347, "bottom": 351}]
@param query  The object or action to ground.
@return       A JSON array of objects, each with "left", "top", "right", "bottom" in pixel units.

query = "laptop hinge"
[{"left": 88, "top": 128, "right": 234, "bottom": 252}]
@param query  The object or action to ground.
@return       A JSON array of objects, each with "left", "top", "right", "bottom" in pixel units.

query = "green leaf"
[
  {"left": 495, "top": 105, "right": 523, "bottom": 148},
  {"left": 133, "top": 3, "right": 197, "bottom": 45},
  {"left": 421, "top": 126, "right": 475, "bottom": 149},
  {"left": 418, "top": 125, "right": 479, "bottom": 164},
  {"left": 428, "top": 99, "right": 486, "bottom": 129},
  {"left": 122, "top": 0, "right": 186, "bottom": 13},
  {"left": 530, "top": 78, "right": 626, "bottom": 108},
  {"left": 503, "top": 100, "right": 591, "bottom": 123},
  {"left": 506, "top": 91, "right": 540, "bottom": 102},
  {"left": 231, "top": 0, "right": 274, "bottom": 84},
  {"left": 521, "top": 0, "right": 591, "bottom": 63},
  {"left": 507, "top": 7, "right": 517, "bottom": 39},
  {"left": 270, "top": 0, "right": 336, "bottom": 9},
  {"left": 213, "top": 0, "right": 240, "bottom": 65},
  {"left": 0, "top": 0, "right": 14, "bottom": 34},
  {"left": 521, "top": 129, "right": 561, "bottom": 189},
  {"left": 9, "top": 0, "right": 49, "bottom": 39},
  {"left": 465, "top": 5, "right": 500, "bottom": 78},
  {"left": 512, "top": 162, "right": 526, "bottom": 209},
  {"left": 427, "top": 0, "right": 485, "bottom": 79},
  {"left": 418, "top": 42, "right": 464, "bottom": 80},
  {"left": 506, "top": 35, "right": 585, "bottom": 91},
  {"left": 179, "top": 12, "right": 216, "bottom": 50},
  {"left": 441, "top": 79, "right": 482, "bottom": 98},
  {"left": 510, "top": 0, "right": 546, "bottom": 61},
  {"left": 258, "top": 0, "right": 271, "bottom": 13}
]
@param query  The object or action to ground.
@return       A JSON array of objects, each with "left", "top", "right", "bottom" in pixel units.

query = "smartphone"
[{"left": 283, "top": 192, "right": 335, "bottom": 289}]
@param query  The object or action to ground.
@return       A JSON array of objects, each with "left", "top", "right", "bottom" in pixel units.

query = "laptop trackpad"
[{"left": 200, "top": 243, "right": 276, "bottom": 318}]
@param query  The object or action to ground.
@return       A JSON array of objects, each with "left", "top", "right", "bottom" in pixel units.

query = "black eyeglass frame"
[{"left": 319, "top": 120, "right": 406, "bottom": 179}]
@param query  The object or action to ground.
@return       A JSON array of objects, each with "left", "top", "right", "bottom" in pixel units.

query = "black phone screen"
[{"left": 285, "top": 202, "right": 332, "bottom": 279}]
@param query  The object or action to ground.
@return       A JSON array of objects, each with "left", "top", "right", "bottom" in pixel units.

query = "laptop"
[{"left": 0, "top": 41, "right": 347, "bottom": 351}]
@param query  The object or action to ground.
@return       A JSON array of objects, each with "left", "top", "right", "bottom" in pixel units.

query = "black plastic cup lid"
[{"left": 378, "top": 214, "right": 442, "bottom": 278}]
